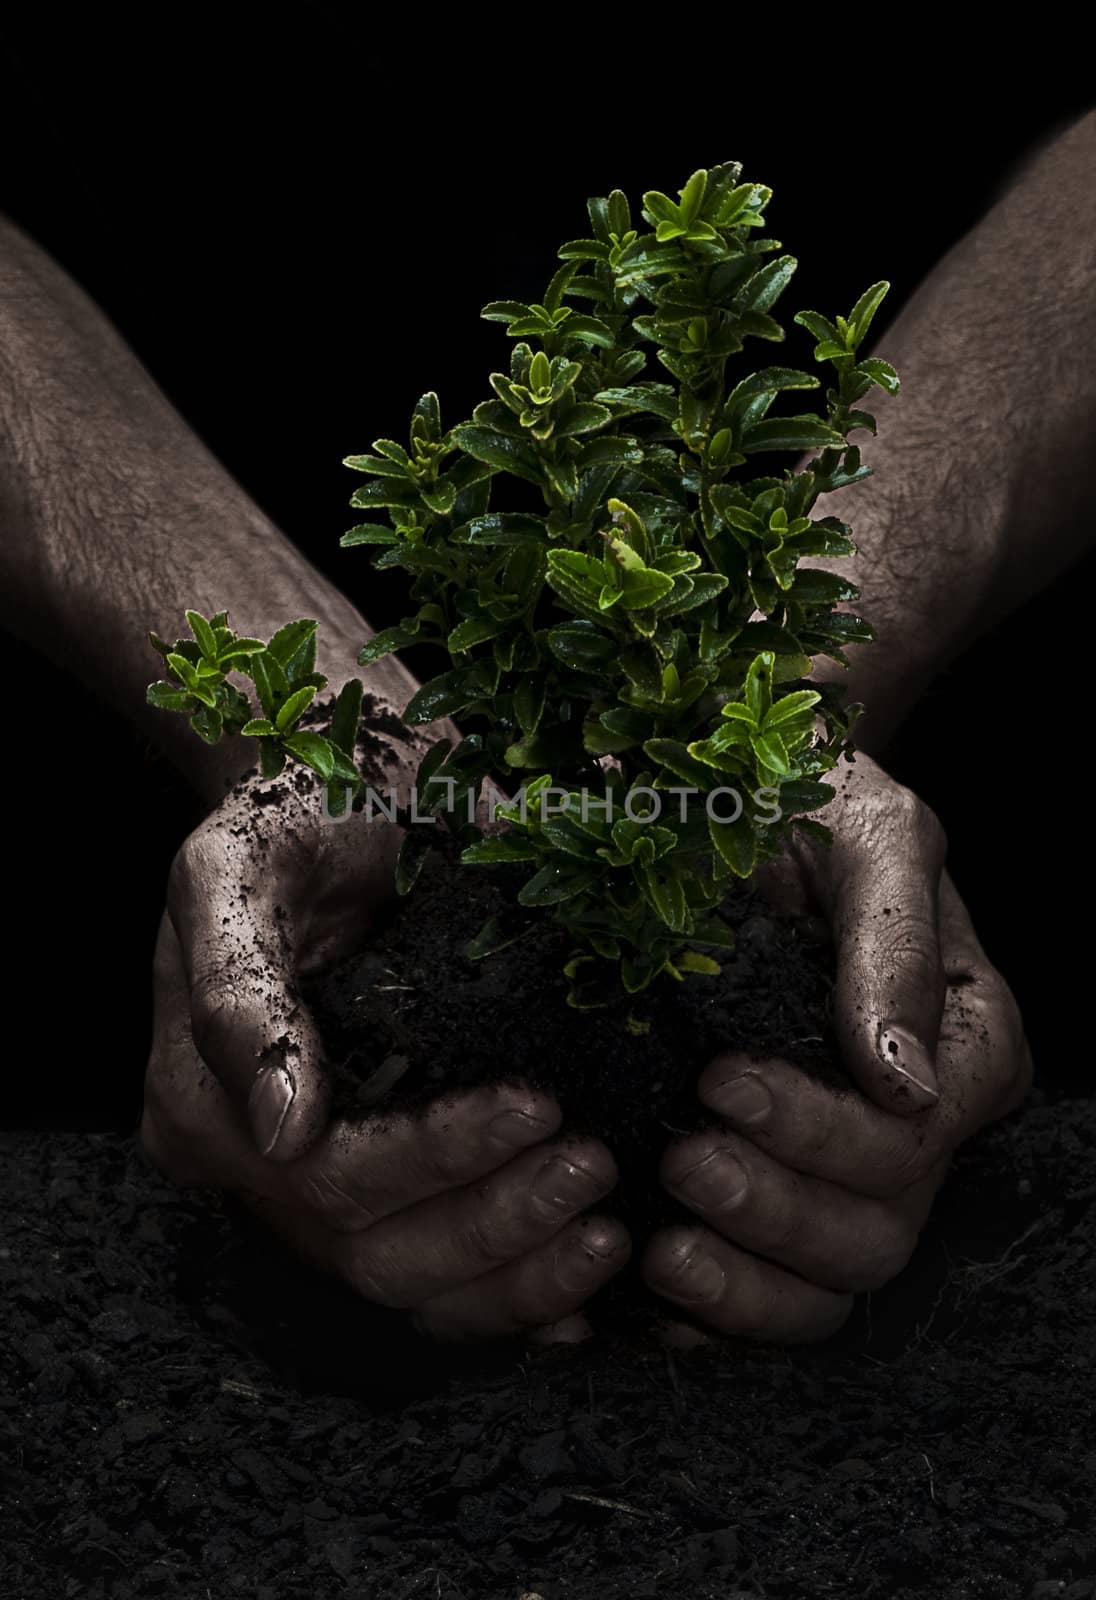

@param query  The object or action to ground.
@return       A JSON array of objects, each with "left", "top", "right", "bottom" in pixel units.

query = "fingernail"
[
  {"left": 554, "top": 1235, "right": 615, "bottom": 1292},
  {"left": 487, "top": 1109, "right": 555, "bottom": 1150},
  {"left": 249, "top": 1065, "right": 296, "bottom": 1155},
  {"left": 878, "top": 1023, "right": 939, "bottom": 1102},
  {"left": 675, "top": 1150, "right": 748, "bottom": 1211},
  {"left": 532, "top": 1155, "right": 606, "bottom": 1211},
  {"left": 711, "top": 1073, "right": 772, "bottom": 1127},
  {"left": 670, "top": 1247, "right": 726, "bottom": 1303}
]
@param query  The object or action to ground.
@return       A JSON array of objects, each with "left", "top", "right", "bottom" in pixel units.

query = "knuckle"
[
  {"left": 189, "top": 967, "right": 246, "bottom": 1064},
  {"left": 419, "top": 1101, "right": 489, "bottom": 1185},
  {"left": 725, "top": 1259, "right": 780, "bottom": 1339},
  {"left": 295, "top": 1167, "right": 377, "bottom": 1231},
  {"left": 889, "top": 782, "right": 947, "bottom": 854},
  {"left": 465, "top": 1201, "right": 526, "bottom": 1267},
  {"left": 851, "top": 1217, "right": 918, "bottom": 1291},
  {"left": 660, "top": 1133, "right": 724, "bottom": 1189},
  {"left": 167, "top": 828, "right": 214, "bottom": 905},
  {"left": 798, "top": 1109, "right": 839, "bottom": 1165},
  {"left": 343, "top": 1243, "right": 407, "bottom": 1309},
  {"left": 761, "top": 1198, "right": 803, "bottom": 1256},
  {"left": 886, "top": 1132, "right": 938, "bottom": 1192}
]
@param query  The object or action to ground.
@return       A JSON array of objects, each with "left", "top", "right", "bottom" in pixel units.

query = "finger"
[
  {"left": 936, "top": 871, "right": 1033, "bottom": 1123},
  {"left": 804, "top": 768, "right": 948, "bottom": 1112},
  {"left": 409, "top": 1216, "right": 631, "bottom": 1343},
  {"left": 699, "top": 943, "right": 1029, "bottom": 1201},
  {"left": 147, "top": 909, "right": 574, "bottom": 1259},
  {"left": 642, "top": 1226, "right": 853, "bottom": 1344},
  {"left": 143, "top": 912, "right": 280, "bottom": 1191},
  {"left": 166, "top": 826, "right": 331, "bottom": 1160},
  {"left": 659, "top": 1127, "right": 928, "bottom": 1294},
  {"left": 285, "top": 1086, "right": 563, "bottom": 1231},
  {"left": 339, "top": 1138, "right": 619, "bottom": 1309},
  {"left": 698, "top": 1053, "right": 937, "bottom": 1197}
]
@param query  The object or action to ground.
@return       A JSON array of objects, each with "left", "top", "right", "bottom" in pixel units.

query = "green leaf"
[
  {"left": 267, "top": 619, "right": 318, "bottom": 668},
  {"left": 330, "top": 678, "right": 364, "bottom": 758},
  {"left": 186, "top": 610, "right": 218, "bottom": 661},
  {"left": 403, "top": 665, "right": 493, "bottom": 724},
  {"left": 677, "top": 950, "right": 721, "bottom": 976},
  {"left": 560, "top": 314, "right": 616, "bottom": 349},
  {"left": 217, "top": 639, "right": 266, "bottom": 663},
  {"left": 744, "top": 651, "right": 775, "bottom": 724},
  {"left": 765, "top": 690, "right": 821, "bottom": 728},
  {"left": 282, "top": 730, "right": 336, "bottom": 780},
  {"left": 639, "top": 865, "right": 688, "bottom": 933},
  {"left": 644, "top": 738, "right": 719, "bottom": 789},
  {"left": 786, "top": 569, "right": 858, "bottom": 605},
  {"left": 554, "top": 403, "right": 613, "bottom": 438},
  {"left": 275, "top": 684, "right": 317, "bottom": 733},
  {"left": 619, "top": 567, "right": 675, "bottom": 610},
  {"left": 792, "top": 818, "right": 835, "bottom": 849},
  {"left": 480, "top": 300, "right": 532, "bottom": 323},
  {"left": 166, "top": 651, "right": 199, "bottom": 690},
  {"left": 751, "top": 730, "right": 791, "bottom": 775},
  {"left": 709, "top": 811, "right": 756, "bottom": 877},
  {"left": 241, "top": 718, "right": 277, "bottom": 736},
  {"left": 342, "top": 452, "right": 412, "bottom": 479},
  {"left": 395, "top": 829, "right": 433, "bottom": 896},
  {"left": 594, "top": 384, "right": 678, "bottom": 421},
  {"left": 846, "top": 281, "right": 889, "bottom": 350},
  {"left": 340, "top": 523, "right": 400, "bottom": 547},
  {"left": 359, "top": 622, "right": 422, "bottom": 665},
  {"left": 776, "top": 780, "right": 836, "bottom": 816},
  {"left": 514, "top": 675, "right": 547, "bottom": 735},
  {"left": 453, "top": 512, "right": 548, "bottom": 546},
  {"left": 189, "top": 704, "right": 223, "bottom": 744},
  {"left": 146, "top": 681, "right": 192, "bottom": 712},
  {"left": 741, "top": 417, "right": 847, "bottom": 453},
  {"left": 547, "top": 620, "right": 618, "bottom": 671},
  {"left": 738, "top": 254, "right": 797, "bottom": 314},
  {"left": 250, "top": 650, "right": 289, "bottom": 720},
  {"left": 518, "top": 864, "right": 600, "bottom": 907},
  {"left": 793, "top": 309, "right": 842, "bottom": 345},
  {"left": 453, "top": 425, "right": 544, "bottom": 487},
  {"left": 448, "top": 616, "right": 501, "bottom": 652},
  {"left": 857, "top": 357, "right": 900, "bottom": 396},
  {"left": 259, "top": 738, "right": 285, "bottom": 781},
  {"left": 461, "top": 837, "right": 540, "bottom": 865}
]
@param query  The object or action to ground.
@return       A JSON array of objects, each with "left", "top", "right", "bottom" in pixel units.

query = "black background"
[{"left": 0, "top": 22, "right": 1091, "bottom": 1121}]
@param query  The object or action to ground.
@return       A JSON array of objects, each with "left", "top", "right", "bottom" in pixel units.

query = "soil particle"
[
  {"left": 3, "top": 1088, "right": 1095, "bottom": 1597},
  {"left": 305, "top": 836, "right": 847, "bottom": 1276}
]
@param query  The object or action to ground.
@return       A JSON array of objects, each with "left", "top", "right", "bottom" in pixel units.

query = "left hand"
[{"left": 641, "top": 754, "right": 1032, "bottom": 1345}]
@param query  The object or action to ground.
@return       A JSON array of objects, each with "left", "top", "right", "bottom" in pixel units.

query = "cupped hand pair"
[{"left": 141, "top": 754, "right": 1030, "bottom": 1346}]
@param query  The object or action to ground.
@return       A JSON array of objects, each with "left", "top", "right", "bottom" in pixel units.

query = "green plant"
[{"left": 148, "top": 161, "right": 897, "bottom": 1008}]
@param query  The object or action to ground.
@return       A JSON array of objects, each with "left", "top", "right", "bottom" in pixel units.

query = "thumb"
[
  {"left": 809, "top": 773, "right": 948, "bottom": 1113},
  {"left": 167, "top": 835, "right": 331, "bottom": 1161}
]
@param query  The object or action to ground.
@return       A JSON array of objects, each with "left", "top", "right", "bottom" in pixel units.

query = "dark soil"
[
  {"left": 4, "top": 1089, "right": 1095, "bottom": 1599},
  {"left": 307, "top": 838, "right": 842, "bottom": 1243}
]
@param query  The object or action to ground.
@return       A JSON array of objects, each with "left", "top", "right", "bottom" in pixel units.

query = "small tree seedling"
[{"left": 149, "top": 161, "right": 896, "bottom": 1007}]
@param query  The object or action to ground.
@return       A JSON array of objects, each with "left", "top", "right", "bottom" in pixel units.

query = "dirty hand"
[
  {"left": 140, "top": 771, "right": 630, "bottom": 1344},
  {"left": 643, "top": 754, "right": 1032, "bottom": 1345}
]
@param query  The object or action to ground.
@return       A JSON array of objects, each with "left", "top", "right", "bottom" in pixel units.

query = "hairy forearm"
[
  {"left": 0, "top": 215, "right": 423, "bottom": 805},
  {"left": 812, "top": 110, "right": 1096, "bottom": 753}
]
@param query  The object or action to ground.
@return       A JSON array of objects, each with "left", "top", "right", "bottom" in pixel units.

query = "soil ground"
[{"left": 2, "top": 1088, "right": 1094, "bottom": 1599}]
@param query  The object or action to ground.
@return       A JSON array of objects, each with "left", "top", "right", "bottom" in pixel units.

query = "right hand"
[{"left": 140, "top": 772, "right": 630, "bottom": 1343}]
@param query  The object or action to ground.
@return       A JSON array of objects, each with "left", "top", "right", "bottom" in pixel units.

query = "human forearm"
[
  {"left": 811, "top": 111, "right": 1096, "bottom": 753},
  {"left": 0, "top": 215, "right": 423, "bottom": 805}
]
